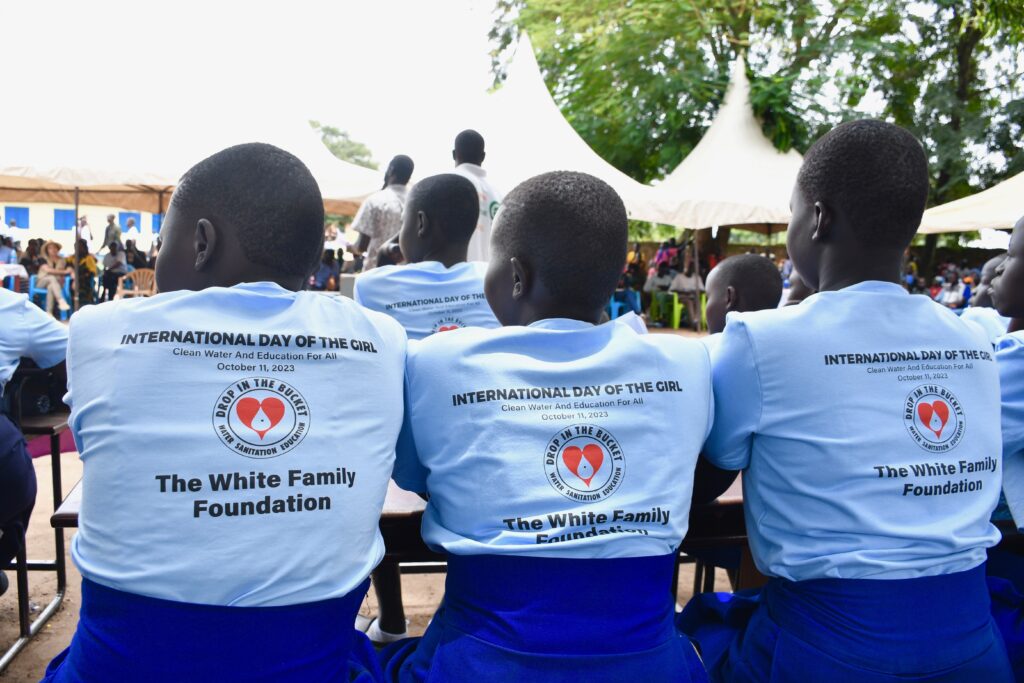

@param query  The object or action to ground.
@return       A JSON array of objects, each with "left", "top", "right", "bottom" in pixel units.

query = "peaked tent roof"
[
  {"left": 648, "top": 57, "right": 804, "bottom": 228},
  {"left": 918, "top": 171, "right": 1024, "bottom": 233},
  {"left": 483, "top": 34, "right": 663, "bottom": 221}
]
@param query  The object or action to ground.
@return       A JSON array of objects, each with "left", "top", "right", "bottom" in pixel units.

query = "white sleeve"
[{"left": 19, "top": 296, "right": 68, "bottom": 368}]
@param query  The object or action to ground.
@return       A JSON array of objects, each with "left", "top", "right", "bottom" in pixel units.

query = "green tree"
[
  {"left": 491, "top": 2, "right": 1024, "bottom": 227},
  {"left": 309, "top": 120, "right": 378, "bottom": 170}
]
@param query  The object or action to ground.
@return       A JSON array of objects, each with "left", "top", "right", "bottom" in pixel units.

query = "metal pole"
[{"left": 73, "top": 187, "right": 80, "bottom": 312}]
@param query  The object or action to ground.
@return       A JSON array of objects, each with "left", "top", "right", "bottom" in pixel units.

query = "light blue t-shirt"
[
  {"left": 67, "top": 282, "right": 407, "bottom": 606},
  {"left": 706, "top": 281, "right": 1001, "bottom": 581},
  {"left": 395, "top": 317, "right": 713, "bottom": 558},
  {"left": 0, "top": 288, "right": 68, "bottom": 397},
  {"left": 961, "top": 306, "right": 1010, "bottom": 346},
  {"left": 353, "top": 261, "right": 499, "bottom": 340},
  {"left": 0, "top": 245, "right": 17, "bottom": 265},
  {"left": 996, "top": 332, "right": 1024, "bottom": 529}
]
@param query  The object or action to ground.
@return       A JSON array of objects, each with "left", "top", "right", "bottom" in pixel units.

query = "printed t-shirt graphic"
[
  {"left": 66, "top": 282, "right": 407, "bottom": 606},
  {"left": 705, "top": 281, "right": 1001, "bottom": 581},
  {"left": 394, "top": 317, "right": 713, "bottom": 558},
  {"left": 354, "top": 261, "right": 499, "bottom": 340}
]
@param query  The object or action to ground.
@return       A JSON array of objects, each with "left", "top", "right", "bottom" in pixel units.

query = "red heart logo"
[
  {"left": 437, "top": 325, "right": 460, "bottom": 332},
  {"left": 917, "top": 400, "right": 950, "bottom": 438},
  {"left": 562, "top": 444, "right": 604, "bottom": 486},
  {"left": 236, "top": 397, "right": 286, "bottom": 439}
]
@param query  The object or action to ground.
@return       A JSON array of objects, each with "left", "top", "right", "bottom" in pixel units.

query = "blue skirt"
[
  {"left": 380, "top": 553, "right": 708, "bottom": 683},
  {"left": 987, "top": 547, "right": 1024, "bottom": 678},
  {"left": 677, "top": 564, "right": 1013, "bottom": 682},
  {"left": 42, "top": 577, "right": 383, "bottom": 683}
]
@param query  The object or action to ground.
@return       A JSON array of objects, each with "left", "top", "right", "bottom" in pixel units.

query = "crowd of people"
[
  {"left": 1, "top": 216, "right": 161, "bottom": 315},
  {"left": 1, "top": 118, "right": 1024, "bottom": 683}
]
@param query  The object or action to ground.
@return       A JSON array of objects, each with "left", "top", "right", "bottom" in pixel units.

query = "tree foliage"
[
  {"left": 490, "top": 0, "right": 1024, "bottom": 206},
  {"left": 309, "top": 120, "right": 378, "bottom": 170}
]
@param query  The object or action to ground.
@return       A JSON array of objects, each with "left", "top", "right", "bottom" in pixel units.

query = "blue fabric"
[
  {"left": 679, "top": 564, "right": 1012, "bottom": 682},
  {"left": 381, "top": 553, "right": 708, "bottom": 682},
  {"left": 4, "top": 206, "right": 29, "bottom": 229},
  {"left": 705, "top": 281, "right": 1001, "bottom": 581},
  {"left": 0, "top": 415, "right": 35, "bottom": 568},
  {"left": 394, "top": 316, "right": 713, "bottom": 558},
  {"left": 986, "top": 547, "right": 1024, "bottom": 679},
  {"left": 66, "top": 282, "right": 406, "bottom": 606},
  {"left": 42, "top": 577, "right": 383, "bottom": 683}
]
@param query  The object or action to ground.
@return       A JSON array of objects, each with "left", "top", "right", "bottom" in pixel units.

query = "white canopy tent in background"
[
  {"left": 918, "top": 171, "right": 1024, "bottom": 233},
  {"left": 647, "top": 56, "right": 804, "bottom": 230},
  {"left": 482, "top": 34, "right": 664, "bottom": 221}
]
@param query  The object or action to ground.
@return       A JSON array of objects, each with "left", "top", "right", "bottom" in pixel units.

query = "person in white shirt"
[
  {"left": 0, "top": 288, "right": 68, "bottom": 597},
  {"left": 352, "top": 155, "right": 414, "bottom": 271},
  {"left": 669, "top": 263, "right": 705, "bottom": 330},
  {"left": 451, "top": 129, "right": 502, "bottom": 263}
]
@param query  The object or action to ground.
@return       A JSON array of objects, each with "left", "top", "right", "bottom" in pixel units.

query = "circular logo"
[
  {"left": 213, "top": 378, "right": 310, "bottom": 458},
  {"left": 488, "top": 200, "right": 500, "bottom": 220},
  {"left": 904, "top": 385, "right": 965, "bottom": 452},
  {"left": 544, "top": 425, "right": 625, "bottom": 503},
  {"left": 432, "top": 316, "right": 465, "bottom": 334}
]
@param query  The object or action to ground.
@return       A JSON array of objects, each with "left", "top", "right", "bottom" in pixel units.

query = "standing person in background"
[
  {"left": 37, "top": 241, "right": 72, "bottom": 315},
  {"left": 124, "top": 217, "right": 140, "bottom": 240},
  {"left": 451, "top": 129, "right": 502, "bottom": 262},
  {"left": 352, "top": 155, "right": 414, "bottom": 272},
  {"left": 100, "top": 242, "right": 127, "bottom": 302},
  {"left": 77, "top": 216, "right": 94, "bottom": 250},
  {"left": 102, "top": 214, "right": 121, "bottom": 253}
]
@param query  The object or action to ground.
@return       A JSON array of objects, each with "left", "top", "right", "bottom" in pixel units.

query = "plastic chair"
[
  {"left": 114, "top": 268, "right": 157, "bottom": 299},
  {"left": 669, "top": 292, "right": 705, "bottom": 332},
  {"left": 27, "top": 275, "right": 73, "bottom": 319},
  {"left": 607, "top": 297, "right": 627, "bottom": 319}
]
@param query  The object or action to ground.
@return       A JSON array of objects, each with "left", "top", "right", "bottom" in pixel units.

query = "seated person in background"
[
  {"left": 43, "top": 143, "right": 407, "bottom": 683},
  {"left": 669, "top": 262, "right": 705, "bottom": 330},
  {"left": 19, "top": 240, "right": 42, "bottom": 277},
  {"left": 381, "top": 171, "right": 713, "bottom": 682},
  {"left": 937, "top": 272, "right": 967, "bottom": 309},
  {"left": 311, "top": 249, "right": 341, "bottom": 291},
  {"left": 356, "top": 173, "right": 500, "bottom": 341},
  {"left": 643, "top": 261, "right": 674, "bottom": 323},
  {"left": 37, "top": 241, "right": 73, "bottom": 315},
  {"left": 962, "top": 253, "right": 1009, "bottom": 345},
  {"left": 0, "top": 236, "right": 17, "bottom": 265},
  {"left": 986, "top": 215, "right": 1024, "bottom": 678},
  {"left": 703, "top": 253, "right": 784, "bottom": 343},
  {"left": 100, "top": 242, "right": 127, "bottom": 302},
  {"left": 780, "top": 270, "right": 815, "bottom": 307},
  {"left": 75, "top": 238, "right": 97, "bottom": 306},
  {"left": 355, "top": 173, "right": 500, "bottom": 643},
  {"left": 124, "top": 239, "right": 148, "bottom": 270},
  {"left": 0, "top": 287, "right": 67, "bottom": 597},
  {"left": 679, "top": 120, "right": 1012, "bottom": 681}
]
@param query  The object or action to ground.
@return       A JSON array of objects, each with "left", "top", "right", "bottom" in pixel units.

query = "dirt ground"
[{"left": 1, "top": 327, "right": 716, "bottom": 680}]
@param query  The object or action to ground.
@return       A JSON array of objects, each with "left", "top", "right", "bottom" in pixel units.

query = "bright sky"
[{"left": 2, "top": 0, "right": 500, "bottom": 178}]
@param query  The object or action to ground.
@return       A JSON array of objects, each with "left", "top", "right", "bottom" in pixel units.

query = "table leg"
[{"left": 49, "top": 437, "right": 66, "bottom": 590}]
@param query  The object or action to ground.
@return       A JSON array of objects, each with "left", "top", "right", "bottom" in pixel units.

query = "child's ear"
[
  {"left": 811, "top": 201, "right": 832, "bottom": 242},
  {"left": 416, "top": 210, "right": 430, "bottom": 240},
  {"left": 510, "top": 257, "right": 529, "bottom": 300},
  {"left": 193, "top": 218, "right": 217, "bottom": 272},
  {"left": 725, "top": 284, "right": 738, "bottom": 312}
]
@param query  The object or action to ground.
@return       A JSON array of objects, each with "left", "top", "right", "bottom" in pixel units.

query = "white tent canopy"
[
  {"left": 483, "top": 34, "right": 664, "bottom": 221},
  {"left": 0, "top": 117, "right": 382, "bottom": 218},
  {"left": 918, "top": 171, "right": 1024, "bottom": 233},
  {"left": 647, "top": 57, "right": 804, "bottom": 229}
]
